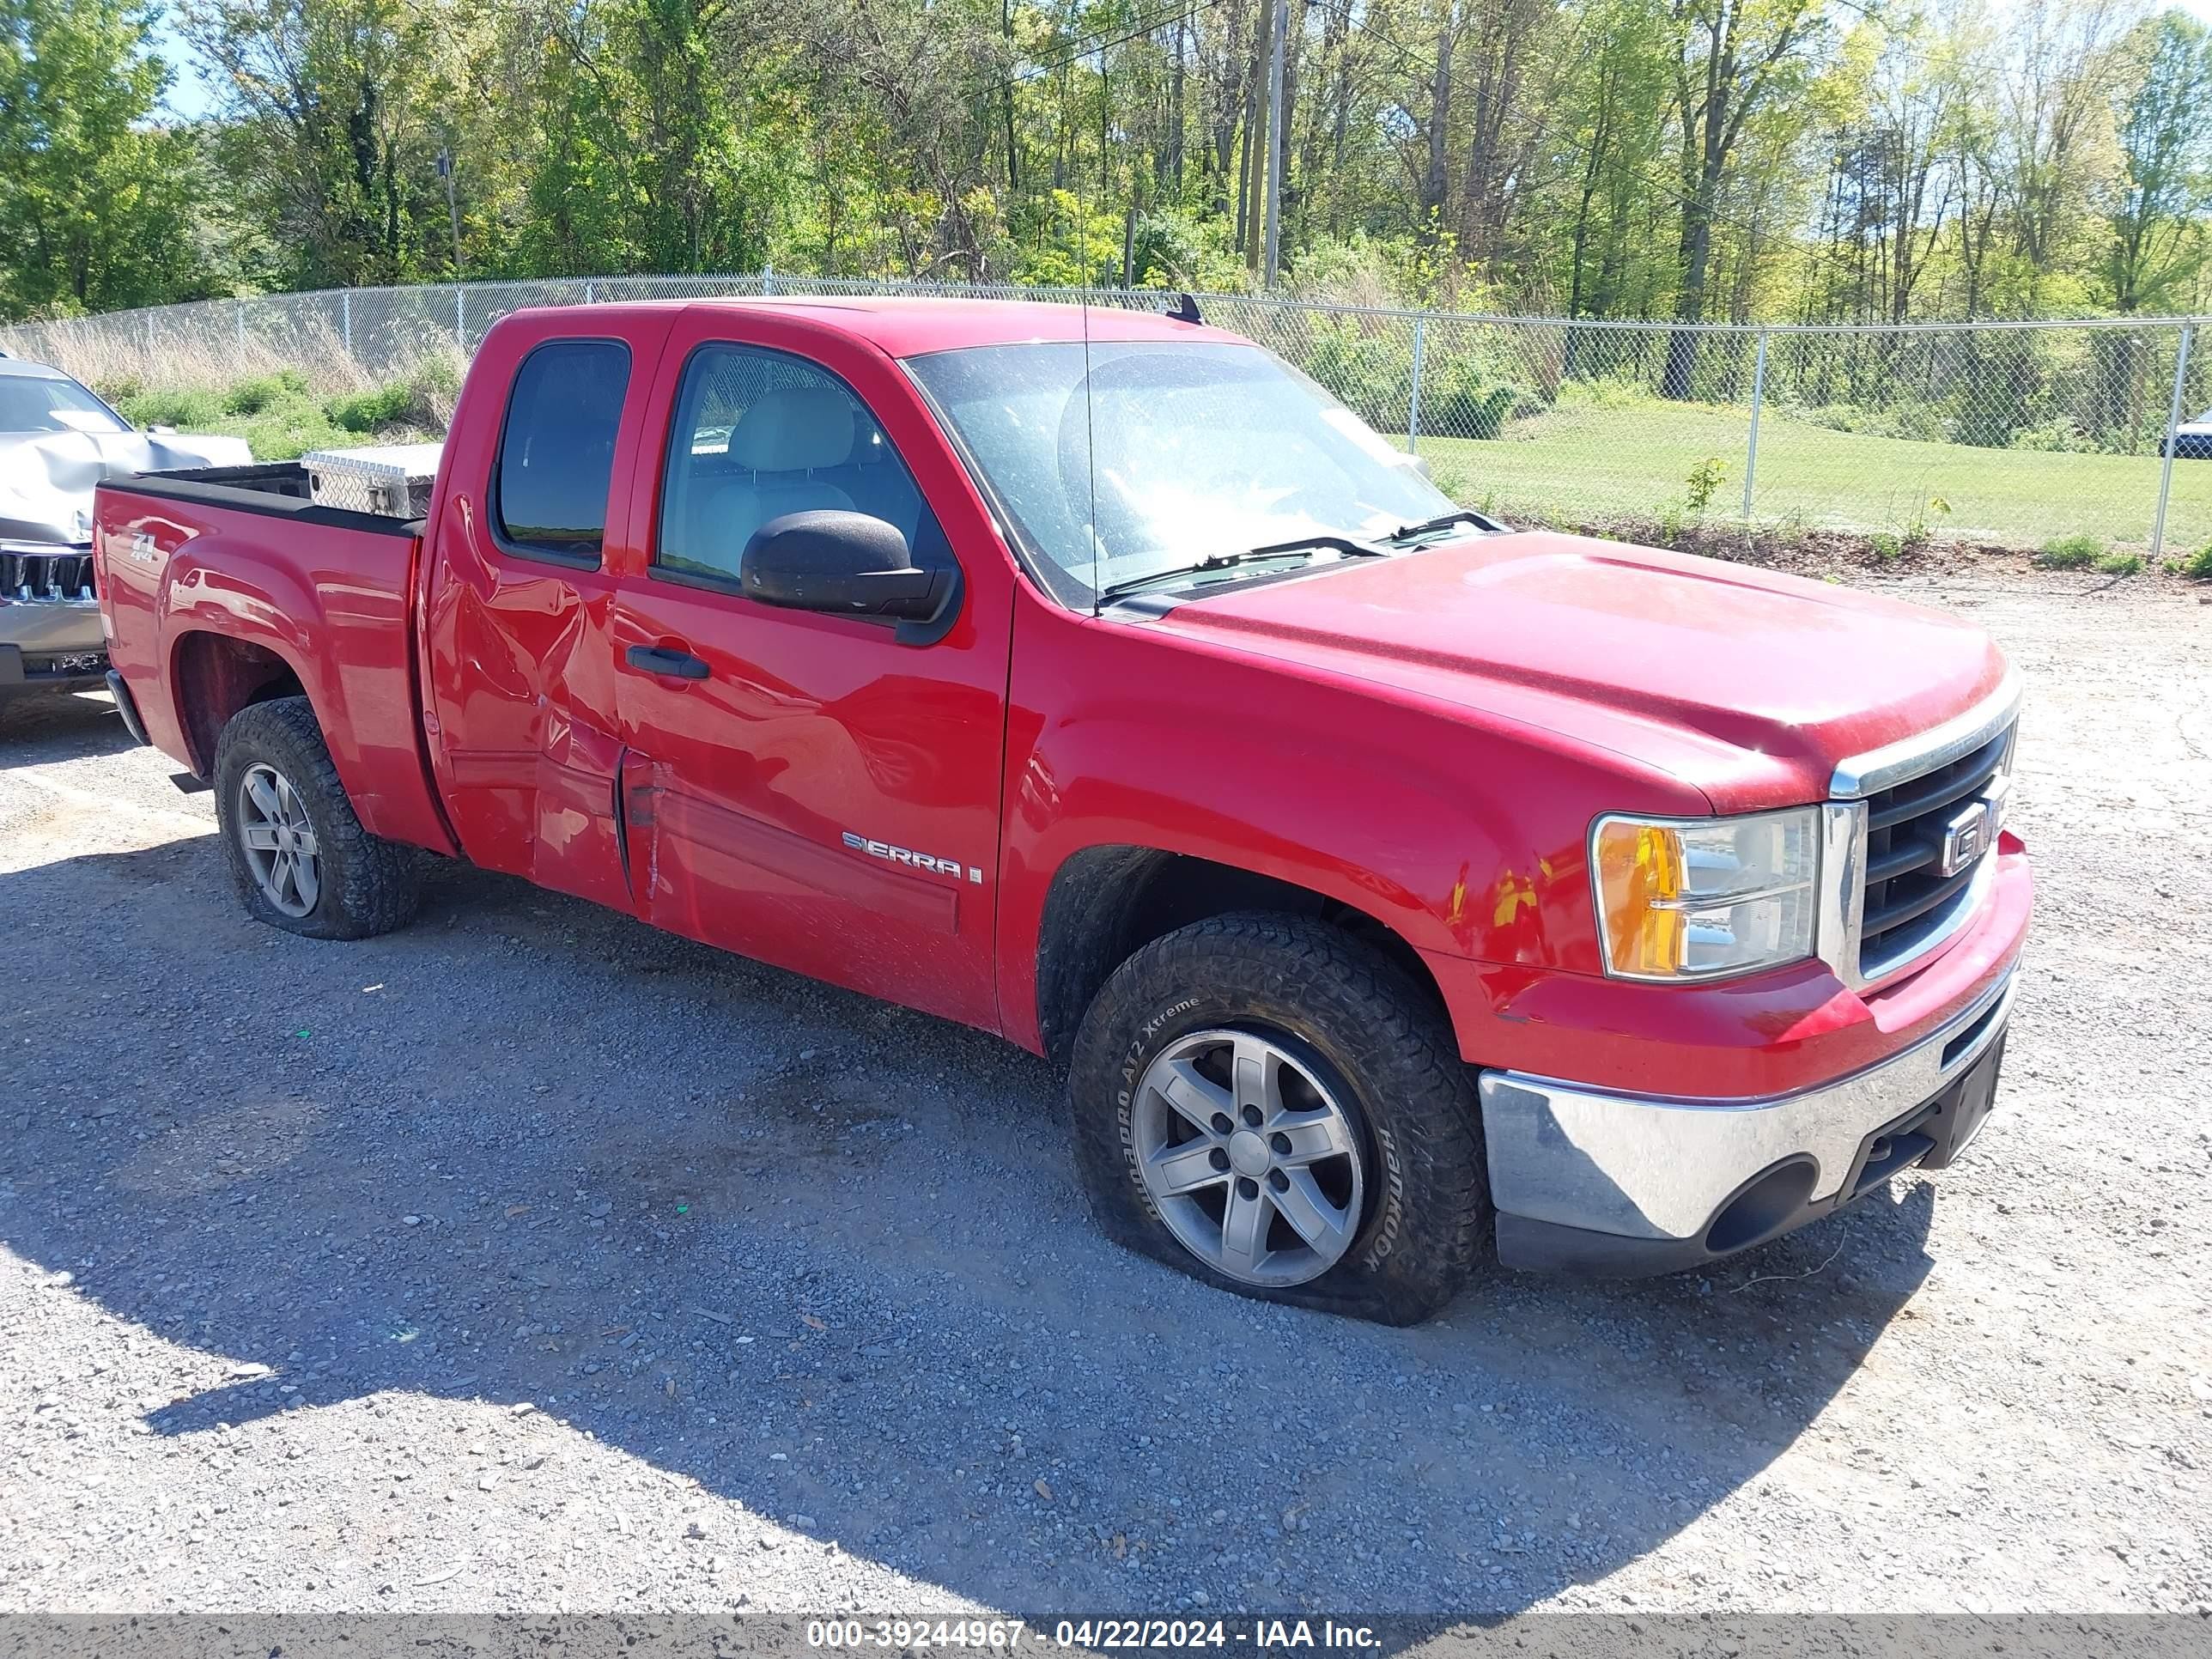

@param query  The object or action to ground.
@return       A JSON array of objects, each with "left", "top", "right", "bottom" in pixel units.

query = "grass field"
[{"left": 1415, "top": 393, "right": 2212, "bottom": 558}]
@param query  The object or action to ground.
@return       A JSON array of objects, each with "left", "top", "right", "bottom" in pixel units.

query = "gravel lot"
[{"left": 2, "top": 569, "right": 2207, "bottom": 1618}]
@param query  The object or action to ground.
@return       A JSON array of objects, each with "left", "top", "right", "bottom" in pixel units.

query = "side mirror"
[
  {"left": 740, "top": 510, "right": 951, "bottom": 623},
  {"left": 146, "top": 423, "right": 177, "bottom": 435}
]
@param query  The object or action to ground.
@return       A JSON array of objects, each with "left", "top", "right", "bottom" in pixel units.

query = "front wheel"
[
  {"left": 212, "top": 696, "right": 421, "bottom": 940},
  {"left": 1068, "top": 914, "right": 1489, "bottom": 1324}
]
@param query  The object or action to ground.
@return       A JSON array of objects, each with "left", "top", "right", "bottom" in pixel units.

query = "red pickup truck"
[{"left": 93, "top": 298, "right": 2030, "bottom": 1323}]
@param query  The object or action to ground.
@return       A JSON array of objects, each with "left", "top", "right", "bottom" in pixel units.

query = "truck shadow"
[
  {"left": 0, "top": 687, "right": 135, "bottom": 763},
  {"left": 2, "top": 833, "right": 1939, "bottom": 1619}
]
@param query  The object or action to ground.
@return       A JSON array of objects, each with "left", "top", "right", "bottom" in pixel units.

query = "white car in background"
[
  {"left": 2163, "top": 407, "right": 2212, "bottom": 461},
  {"left": 0, "top": 352, "right": 251, "bottom": 702}
]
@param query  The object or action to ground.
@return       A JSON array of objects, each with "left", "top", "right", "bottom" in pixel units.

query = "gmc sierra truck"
[{"left": 92, "top": 298, "right": 2031, "bottom": 1324}]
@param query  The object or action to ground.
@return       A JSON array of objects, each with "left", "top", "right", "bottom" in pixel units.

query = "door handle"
[{"left": 626, "top": 645, "right": 711, "bottom": 681}]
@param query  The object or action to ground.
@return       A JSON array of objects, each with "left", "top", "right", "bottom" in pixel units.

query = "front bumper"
[
  {"left": 1481, "top": 964, "right": 2017, "bottom": 1276},
  {"left": 0, "top": 597, "right": 106, "bottom": 696}
]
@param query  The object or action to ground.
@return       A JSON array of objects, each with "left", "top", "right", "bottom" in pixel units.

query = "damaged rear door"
[{"left": 419, "top": 314, "right": 671, "bottom": 914}]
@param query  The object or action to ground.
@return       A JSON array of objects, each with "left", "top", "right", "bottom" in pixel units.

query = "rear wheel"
[
  {"left": 213, "top": 696, "right": 420, "bottom": 939},
  {"left": 1068, "top": 913, "right": 1489, "bottom": 1324}
]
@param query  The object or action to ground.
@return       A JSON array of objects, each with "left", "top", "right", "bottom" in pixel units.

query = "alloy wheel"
[
  {"left": 1130, "top": 1028, "right": 1367, "bottom": 1287},
  {"left": 235, "top": 762, "right": 320, "bottom": 918}
]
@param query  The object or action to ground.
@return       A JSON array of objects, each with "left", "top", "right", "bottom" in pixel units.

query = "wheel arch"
[
  {"left": 170, "top": 629, "right": 313, "bottom": 776},
  {"left": 1031, "top": 843, "right": 1451, "bottom": 1073}
]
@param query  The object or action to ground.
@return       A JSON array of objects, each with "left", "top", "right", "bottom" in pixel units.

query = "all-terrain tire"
[
  {"left": 1068, "top": 912, "right": 1490, "bottom": 1325},
  {"left": 212, "top": 695, "right": 422, "bottom": 940}
]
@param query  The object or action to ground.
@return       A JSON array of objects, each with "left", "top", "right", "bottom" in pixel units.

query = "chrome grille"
[
  {"left": 3, "top": 550, "right": 96, "bottom": 602},
  {"left": 1854, "top": 722, "right": 2014, "bottom": 981}
]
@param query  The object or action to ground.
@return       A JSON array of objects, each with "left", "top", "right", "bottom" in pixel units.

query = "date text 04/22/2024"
[{"left": 805, "top": 1621, "right": 1383, "bottom": 1651}]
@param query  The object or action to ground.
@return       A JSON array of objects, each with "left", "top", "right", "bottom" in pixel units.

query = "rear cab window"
[{"left": 493, "top": 340, "right": 632, "bottom": 564}]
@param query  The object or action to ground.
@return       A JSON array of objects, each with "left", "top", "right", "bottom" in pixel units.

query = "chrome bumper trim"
[
  {"left": 1828, "top": 668, "right": 2021, "bottom": 799},
  {"left": 1478, "top": 969, "right": 2017, "bottom": 1243},
  {"left": 0, "top": 594, "right": 104, "bottom": 656}
]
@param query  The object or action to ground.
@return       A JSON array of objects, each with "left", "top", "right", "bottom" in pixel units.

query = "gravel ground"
[{"left": 2, "top": 569, "right": 2207, "bottom": 1618}]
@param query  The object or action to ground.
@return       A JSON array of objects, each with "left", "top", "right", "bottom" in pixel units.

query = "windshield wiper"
[
  {"left": 1385, "top": 507, "right": 1506, "bottom": 544},
  {"left": 1097, "top": 534, "right": 1385, "bottom": 604}
]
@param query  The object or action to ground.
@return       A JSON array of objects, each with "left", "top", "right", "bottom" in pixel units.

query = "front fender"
[{"left": 994, "top": 599, "right": 1711, "bottom": 1051}]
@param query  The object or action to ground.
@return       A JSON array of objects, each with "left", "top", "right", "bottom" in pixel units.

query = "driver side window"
[{"left": 655, "top": 345, "right": 939, "bottom": 581}]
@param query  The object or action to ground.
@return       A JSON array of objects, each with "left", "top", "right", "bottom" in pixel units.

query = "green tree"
[
  {"left": 14, "top": 0, "right": 2212, "bottom": 333},
  {"left": 2106, "top": 9, "right": 2212, "bottom": 314},
  {"left": 1661, "top": 0, "right": 1836, "bottom": 396},
  {"left": 1553, "top": 0, "right": 1677, "bottom": 321},
  {"left": 0, "top": 0, "right": 223, "bottom": 318},
  {"left": 520, "top": 0, "right": 800, "bottom": 276},
  {"left": 181, "top": 0, "right": 490, "bottom": 288}
]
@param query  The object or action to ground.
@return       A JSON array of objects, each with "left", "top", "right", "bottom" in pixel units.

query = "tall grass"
[
  {"left": 89, "top": 350, "right": 465, "bottom": 461},
  {"left": 24, "top": 315, "right": 466, "bottom": 461},
  {"left": 36, "top": 318, "right": 383, "bottom": 398}
]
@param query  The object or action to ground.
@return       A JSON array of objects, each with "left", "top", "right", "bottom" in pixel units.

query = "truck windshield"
[
  {"left": 907, "top": 340, "right": 1455, "bottom": 608},
  {"left": 0, "top": 373, "right": 131, "bottom": 437}
]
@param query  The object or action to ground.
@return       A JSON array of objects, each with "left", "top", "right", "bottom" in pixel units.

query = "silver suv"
[{"left": 0, "top": 354, "right": 248, "bottom": 700}]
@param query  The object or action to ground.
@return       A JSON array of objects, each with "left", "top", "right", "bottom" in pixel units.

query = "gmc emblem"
[{"left": 1938, "top": 800, "right": 1993, "bottom": 878}]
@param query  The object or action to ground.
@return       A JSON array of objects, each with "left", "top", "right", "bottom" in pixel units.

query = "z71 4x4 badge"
[{"left": 842, "top": 830, "right": 983, "bottom": 885}]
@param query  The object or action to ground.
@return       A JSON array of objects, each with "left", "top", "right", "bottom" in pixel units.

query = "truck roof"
[{"left": 504, "top": 295, "right": 1249, "bottom": 358}]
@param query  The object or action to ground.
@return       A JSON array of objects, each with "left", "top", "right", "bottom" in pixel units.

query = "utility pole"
[
  {"left": 438, "top": 146, "right": 465, "bottom": 346},
  {"left": 1243, "top": 0, "right": 1274, "bottom": 265},
  {"left": 1261, "top": 0, "right": 1287, "bottom": 285},
  {"left": 1001, "top": 0, "right": 1019, "bottom": 193},
  {"left": 437, "top": 147, "right": 464, "bottom": 282}
]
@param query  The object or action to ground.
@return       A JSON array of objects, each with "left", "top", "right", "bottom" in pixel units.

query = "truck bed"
[
  {"left": 93, "top": 465, "right": 455, "bottom": 855},
  {"left": 107, "top": 459, "right": 423, "bottom": 526}
]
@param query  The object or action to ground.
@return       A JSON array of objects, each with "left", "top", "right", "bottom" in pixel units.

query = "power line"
[{"left": 1010, "top": 0, "right": 1228, "bottom": 85}]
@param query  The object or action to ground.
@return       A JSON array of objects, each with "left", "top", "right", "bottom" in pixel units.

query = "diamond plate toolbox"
[{"left": 301, "top": 442, "right": 444, "bottom": 519}]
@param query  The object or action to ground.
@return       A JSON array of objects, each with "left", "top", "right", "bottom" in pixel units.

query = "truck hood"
[
  {"left": 0, "top": 428, "right": 253, "bottom": 545},
  {"left": 1144, "top": 531, "right": 2009, "bottom": 811}
]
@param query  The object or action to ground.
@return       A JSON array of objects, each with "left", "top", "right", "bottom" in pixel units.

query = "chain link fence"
[{"left": 5, "top": 274, "right": 2206, "bottom": 562}]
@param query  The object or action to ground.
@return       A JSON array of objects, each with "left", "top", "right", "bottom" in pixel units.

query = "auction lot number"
[
  {"left": 808, "top": 1620, "right": 1377, "bottom": 1652},
  {"left": 806, "top": 1621, "right": 1236, "bottom": 1650},
  {"left": 809, "top": 1622, "right": 1034, "bottom": 1650}
]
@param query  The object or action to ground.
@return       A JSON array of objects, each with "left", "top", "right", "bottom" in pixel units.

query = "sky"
[{"left": 150, "top": 11, "right": 217, "bottom": 122}]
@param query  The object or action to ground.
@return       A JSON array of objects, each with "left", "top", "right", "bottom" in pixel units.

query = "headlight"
[{"left": 1591, "top": 807, "right": 1820, "bottom": 981}]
